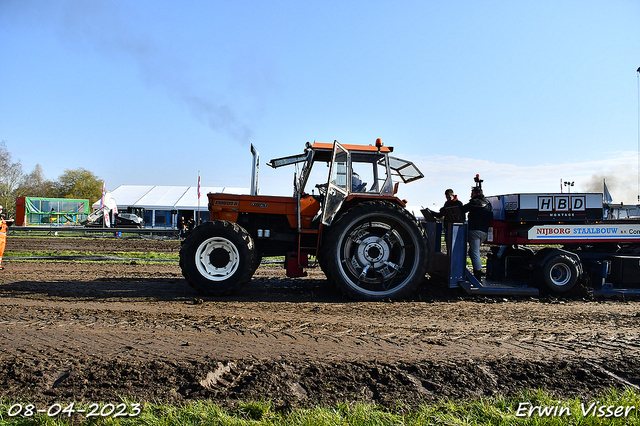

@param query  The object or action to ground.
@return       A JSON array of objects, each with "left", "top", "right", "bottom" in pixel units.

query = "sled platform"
[
  {"left": 590, "top": 283, "right": 640, "bottom": 299},
  {"left": 459, "top": 269, "right": 539, "bottom": 297}
]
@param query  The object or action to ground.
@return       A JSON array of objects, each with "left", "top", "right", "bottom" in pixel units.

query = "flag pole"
[
  {"left": 197, "top": 171, "right": 201, "bottom": 226},
  {"left": 100, "top": 181, "right": 106, "bottom": 209},
  {"left": 637, "top": 66, "right": 640, "bottom": 203}
]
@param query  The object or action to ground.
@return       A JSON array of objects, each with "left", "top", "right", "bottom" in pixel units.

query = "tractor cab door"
[{"left": 321, "top": 141, "right": 349, "bottom": 226}]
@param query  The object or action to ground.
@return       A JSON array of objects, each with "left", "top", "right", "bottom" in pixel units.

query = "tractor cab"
[{"left": 268, "top": 139, "right": 424, "bottom": 226}]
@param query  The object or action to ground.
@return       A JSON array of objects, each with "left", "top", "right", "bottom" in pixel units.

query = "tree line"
[{"left": 0, "top": 141, "right": 102, "bottom": 217}]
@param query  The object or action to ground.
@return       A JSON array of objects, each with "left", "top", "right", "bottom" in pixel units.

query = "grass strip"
[
  {"left": 5, "top": 250, "right": 178, "bottom": 260},
  {"left": 0, "top": 387, "right": 638, "bottom": 425}
]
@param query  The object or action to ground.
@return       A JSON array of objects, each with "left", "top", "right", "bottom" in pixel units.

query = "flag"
[
  {"left": 103, "top": 209, "right": 110, "bottom": 227},
  {"left": 100, "top": 182, "right": 106, "bottom": 209},
  {"left": 197, "top": 173, "right": 201, "bottom": 199},
  {"left": 603, "top": 179, "right": 613, "bottom": 204}
]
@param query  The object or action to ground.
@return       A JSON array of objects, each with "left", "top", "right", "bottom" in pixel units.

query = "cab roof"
[{"left": 311, "top": 142, "right": 393, "bottom": 153}]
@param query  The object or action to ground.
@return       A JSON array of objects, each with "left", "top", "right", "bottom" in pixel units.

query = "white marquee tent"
[{"left": 93, "top": 185, "right": 249, "bottom": 227}]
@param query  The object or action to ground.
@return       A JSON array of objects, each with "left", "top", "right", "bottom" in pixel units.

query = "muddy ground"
[{"left": 0, "top": 236, "right": 639, "bottom": 409}]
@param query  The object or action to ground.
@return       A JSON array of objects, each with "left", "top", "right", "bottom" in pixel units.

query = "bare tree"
[
  {"left": 18, "top": 164, "right": 54, "bottom": 198},
  {"left": 0, "top": 141, "right": 24, "bottom": 216}
]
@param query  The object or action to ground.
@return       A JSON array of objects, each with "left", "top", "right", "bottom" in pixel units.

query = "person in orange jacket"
[{"left": 0, "top": 205, "right": 15, "bottom": 270}]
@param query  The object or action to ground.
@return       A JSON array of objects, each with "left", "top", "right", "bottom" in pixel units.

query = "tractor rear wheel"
[
  {"left": 321, "top": 201, "right": 428, "bottom": 300},
  {"left": 180, "top": 221, "right": 257, "bottom": 296}
]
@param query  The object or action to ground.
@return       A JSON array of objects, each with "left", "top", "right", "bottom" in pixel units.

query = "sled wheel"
[
  {"left": 540, "top": 254, "right": 579, "bottom": 293},
  {"left": 321, "top": 201, "right": 428, "bottom": 300},
  {"left": 180, "top": 221, "right": 256, "bottom": 296}
]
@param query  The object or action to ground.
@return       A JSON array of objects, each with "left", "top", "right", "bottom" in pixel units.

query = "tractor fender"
[
  {"left": 342, "top": 195, "right": 406, "bottom": 210},
  {"left": 531, "top": 247, "right": 583, "bottom": 277}
]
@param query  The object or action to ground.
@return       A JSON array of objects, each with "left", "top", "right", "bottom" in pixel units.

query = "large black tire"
[
  {"left": 251, "top": 253, "right": 263, "bottom": 274},
  {"left": 316, "top": 251, "right": 333, "bottom": 283},
  {"left": 539, "top": 254, "right": 579, "bottom": 293},
  {"left": 320, "top": 201, "right": 428, "bottom": 300},
  {"left": 180, "top": 221, "right": 257, "bottom": 296}
]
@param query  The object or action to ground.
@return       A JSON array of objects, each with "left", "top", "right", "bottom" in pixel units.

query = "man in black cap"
[{"left": 461, "top": 186, "right": 492, "bottom": 281}]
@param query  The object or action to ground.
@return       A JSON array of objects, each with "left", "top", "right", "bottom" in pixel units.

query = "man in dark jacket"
[
  {"left": 431, "top": 189, "right": 463, "bottom": 220},
  {"left": 427, "top": 189, "right": 464, "bottom": 247},
  {"left": 461, "top": 187, "right": 492, "bottom": 280}
]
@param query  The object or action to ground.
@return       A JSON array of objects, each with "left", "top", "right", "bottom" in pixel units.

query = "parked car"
[{"left": 84, "top": 208, "right": 144, "bottom": 228}]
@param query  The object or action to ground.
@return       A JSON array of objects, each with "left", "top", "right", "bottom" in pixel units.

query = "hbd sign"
[
  {"left": 489, "top": 193, "right": 603, "bottom": 222},
  {"left": 538, "top": 196, "right": 585, "bottom": 213}
]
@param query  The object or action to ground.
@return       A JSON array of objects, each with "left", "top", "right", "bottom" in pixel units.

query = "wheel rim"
[
  {"left": 548, "top": 263, "right": 571, "bottom": 287},
  {"left": 195, "top": 236, "right": 240, "bottom": 281},
  {"left": 339, "top": 219, "right": 417, "bottom": 297}
]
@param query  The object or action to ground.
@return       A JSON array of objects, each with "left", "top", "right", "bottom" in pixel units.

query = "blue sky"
[{"left": 1, "top": 0, "right": 639, "bottom": 210}]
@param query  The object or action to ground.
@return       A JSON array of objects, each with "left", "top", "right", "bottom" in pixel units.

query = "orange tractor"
[{"left": 179, "top": 139, "right": 427, "bottom": 300}]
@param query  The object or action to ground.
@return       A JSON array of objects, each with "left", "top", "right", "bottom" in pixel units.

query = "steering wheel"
[{"left": 315, "top": 183, "right": 328, "bottom": 196}]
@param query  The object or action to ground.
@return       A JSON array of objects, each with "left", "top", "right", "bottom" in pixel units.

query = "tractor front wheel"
[
  {"left": 321, "top": 202, "right": 428, "bottom": 300},
  {"left": 180, "top": 221, "right": 257, "bottom": 296}
]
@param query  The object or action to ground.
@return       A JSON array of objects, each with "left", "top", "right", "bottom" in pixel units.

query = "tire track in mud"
[{"left": 1, "top": 296, "right": 639, "bottom": 365}]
